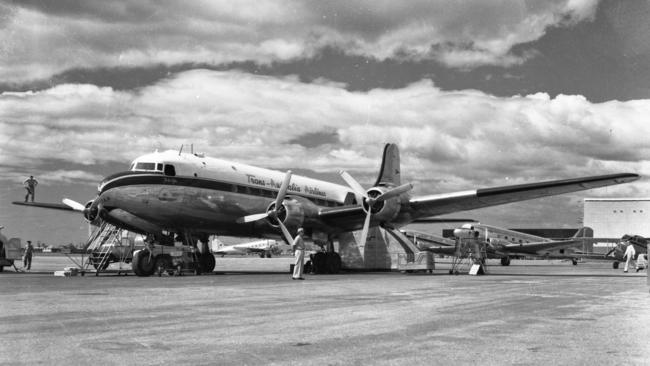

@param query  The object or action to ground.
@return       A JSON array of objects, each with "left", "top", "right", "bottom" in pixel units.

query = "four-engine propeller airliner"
[{"left": 13, "top": 143, "right": 639, "bottom": 276}]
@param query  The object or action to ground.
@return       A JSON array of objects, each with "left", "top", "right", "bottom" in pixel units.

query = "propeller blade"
[
  {"left": 339, "top": 170, "right": 367, "bottom": 198},
  {"left": 62, "top": 198, "right": 85, "bottom": 212},
  {"left": 236, "top": 213, "right": 269, "bottom": 224},
  {"left": 277, "top": 220, "right": 294, "bottom": 245},
  {"left": 604, "top": 248, "right": 617, "bottom": 258},
  {"left": 275, "top": 170, "right": 293, "bottom": 211},
  {"left": 358, "top": 209, "right": 372, "bottom": 246},
  {"left": 375, "top": 183, "right": 413, "bottom": 201}
]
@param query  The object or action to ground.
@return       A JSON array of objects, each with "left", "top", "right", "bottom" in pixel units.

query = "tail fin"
[
  {"left": 374, "top": 143, "right": 401, "bottom": 187},
  {"left": 573, "top": 227, "right": 593, "bottom": 238}
]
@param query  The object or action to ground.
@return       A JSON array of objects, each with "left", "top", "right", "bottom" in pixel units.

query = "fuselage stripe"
[{"left": 100, "top": 173, "right": 343, "bottom": 207}]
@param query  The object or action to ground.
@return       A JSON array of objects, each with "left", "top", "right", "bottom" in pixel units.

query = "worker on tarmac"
[
  {"left": 623, "top": 241, "right": 636, "bottom": 273},
  {"left": 23, "top": 240, "right": 34, "bottom": 271},
  {"left": 23, "top": 175, "right": 38, "bottom": 202},
  {"left": 292, "top": 228, "right": 306, "bottom": 280}
]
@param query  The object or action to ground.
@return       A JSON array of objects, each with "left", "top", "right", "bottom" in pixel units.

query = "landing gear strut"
[{"left": 500, "top": 257, "right": 511, "bottom": 266}]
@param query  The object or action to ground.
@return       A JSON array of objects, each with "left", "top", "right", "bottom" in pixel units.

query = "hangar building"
[{"left": 583, "top": 198, "right": 650, "bottom": 238}]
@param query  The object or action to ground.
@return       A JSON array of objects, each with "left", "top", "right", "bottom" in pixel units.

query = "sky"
[{"left": 1, "top": 0, "right": 650, "bottom": 246}]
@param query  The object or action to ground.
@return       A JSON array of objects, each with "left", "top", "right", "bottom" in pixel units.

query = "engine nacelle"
[
  {"left": 266, "top": 196, "right": 320, "bottom": 230},
  {"left": 364, "top": 187, "right": 401, "bottom": 222},
  {"left": 453, "top": 227, "right": 480, "bottom": 240},
  {"left": 84, "top": 200, "right": 102, "bottom": 224}
]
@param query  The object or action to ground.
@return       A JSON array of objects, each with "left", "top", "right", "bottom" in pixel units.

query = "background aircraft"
[
  {"left": 405, "top": 223, "right": 595, "bottom": 266},
  {"left": 210, "top": 238, "right": 282, "bottom": 258},
  {"left": 12, "top": 143, "right": 639, "bottom": 276},
  {"left": 594, "top": 234, "right": 648, "bottom": 269}
]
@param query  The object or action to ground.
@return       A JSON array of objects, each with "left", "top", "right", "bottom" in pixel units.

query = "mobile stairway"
[{"left": 65, "top": 222, "right": 132, "bottom": 276}]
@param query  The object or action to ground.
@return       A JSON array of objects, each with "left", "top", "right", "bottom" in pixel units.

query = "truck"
[{"left": 0, "top": 231, "right": 22, "bottom": 272}]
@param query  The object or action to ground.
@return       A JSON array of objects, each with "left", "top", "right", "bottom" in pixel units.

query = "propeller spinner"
[{"left": 339, "top": 170, "right": 412, "bottom": 246}]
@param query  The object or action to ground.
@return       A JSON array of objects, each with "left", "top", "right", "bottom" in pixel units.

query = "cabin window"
[
  {"left": 164, "top": 164, "right": 176, "bottom": 176},
  {"left": 156, "top": 163, "right": 163, "bottom": 171}
]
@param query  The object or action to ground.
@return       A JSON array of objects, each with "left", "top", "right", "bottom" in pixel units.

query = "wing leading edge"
[{"left": 409, "top": 173, "right": 639, "bottom": 218}]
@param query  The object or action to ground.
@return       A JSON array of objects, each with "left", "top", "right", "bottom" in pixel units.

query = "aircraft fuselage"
[{"left": 95, "top": 150, "right": 357, "bottom": 238}]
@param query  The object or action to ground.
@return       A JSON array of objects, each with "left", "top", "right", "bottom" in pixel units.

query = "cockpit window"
[{"left": 134, "top": 162, "right": 156, "bottom": 171}]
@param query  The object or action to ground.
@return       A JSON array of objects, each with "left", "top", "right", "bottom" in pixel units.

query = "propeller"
[
  {"left": 62, "top": 198, "right": 85, "bottom": 212},
  {"left": 604, "top": 246, "right": 618, "bottom": 258},
  {"left": 339, "top": 170, "right": 413, "bottom": 247},
  {"left": 237, "top": 171, "right": 295, "bottom": 245}
]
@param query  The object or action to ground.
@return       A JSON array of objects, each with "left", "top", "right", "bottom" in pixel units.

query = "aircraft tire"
[
  {"left": 0, "top": 265, "right": 3, "bottom": 272},
  {"left": 312, "top": 252, "right": 327, "bottom": 274},
  {"left": 132, "top": 250, "right": 155, "bottom": 277},
  {"left": 200, "top": 253, "right": 216, "bottom": 273},
  {"left": 325, "top": 252, "right": 342, "bottom": 274},
  {"left": 500, "top": 257, "right": 511, "bottom": 266},
  {"left": 572, "top": 259, "right": 578, "bottom": 266},
  {"left": 613, "top": 262, "right": 619, "bottom": 269}
]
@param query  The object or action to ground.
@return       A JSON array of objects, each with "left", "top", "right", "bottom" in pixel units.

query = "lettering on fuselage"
[{"left": 246, "top": 174, "right": 327, "bottom": 197}]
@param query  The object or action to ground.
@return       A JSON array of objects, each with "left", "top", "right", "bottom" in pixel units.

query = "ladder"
[{"left": 84, "top": 222, "right": 123, "bottom": 275}]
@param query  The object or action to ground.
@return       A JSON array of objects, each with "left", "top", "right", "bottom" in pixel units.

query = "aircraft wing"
[
  {"left": 500, "top": 240, "right": 584, "bottom": 255},
  {"left": 408, "top": 173, "right": 639, "bottom": 218},
  {"left": 12, "top": 201, "right": 75, "bottom": 211},
  {"left": 232, "top": 245, "right": 266, "bottom": 253},
  {"left": 419, "top": 245, "right": 457, "bottom": 256},
  {"left": 317, "top": 173, "right": 638, "bottom": 231}
]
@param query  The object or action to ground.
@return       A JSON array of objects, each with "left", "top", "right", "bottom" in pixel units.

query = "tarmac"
[{"left": 1, "top": 255, "right": 648, "bottom": 366}]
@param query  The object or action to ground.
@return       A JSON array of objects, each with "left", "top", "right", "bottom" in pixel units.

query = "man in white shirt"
[
  {"left": 623, "top": 241, "right": 636, "bottom": 273},
  {"left": 292, "top": 228, "right": 306, "bottom": 280}
]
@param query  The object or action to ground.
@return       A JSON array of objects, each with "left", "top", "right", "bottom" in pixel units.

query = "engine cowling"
[
  {"left": 265, "top": 196, "right": 319, "bottom": 230},
  {"left": 83, "top": 200, "right": 102, "bottom": 224},
  {"left": 363, "top": 187, "right": 401, "bottom": 222},
  {"left": 453, "top": 226, "right": 481, "bottom": 240}
]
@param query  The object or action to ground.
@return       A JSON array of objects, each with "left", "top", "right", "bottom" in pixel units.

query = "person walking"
[
  {"left": 23, "top": 240, "right": 34, "bottom": 271},
  {"left": 23, "top": 176, "right": 38, "bottom": 202},
  {"left": 623, "top": 241, "right": 636, "bottom": 273},
  {"left": 292, "top": 228, "right": 306, "bottom": 280}
]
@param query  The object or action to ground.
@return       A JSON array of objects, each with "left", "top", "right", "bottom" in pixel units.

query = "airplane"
[
  {"left": 596, "top": 234, "right": 648, "bottom": 269},
  {"left": 406, "top": 223, "right": 596, "bottom": 266},
  {"left": 211, "top": 238, "right": 282, "bottom": 258},
  {"left": 12, "top": 143, "right": 639, "bottom": 276}
]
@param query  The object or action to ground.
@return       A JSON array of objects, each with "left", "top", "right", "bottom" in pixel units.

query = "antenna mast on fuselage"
[{"left": 178, "top": 144, "right": 195, "bottom": 156}]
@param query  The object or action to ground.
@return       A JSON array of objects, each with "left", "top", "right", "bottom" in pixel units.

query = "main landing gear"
[
  {"left": 305, "top": 252, "right": 342, "bottom": 274},
  {"left": 500, "top": 257, "right": 511, "bottom": 266},
  {"left": 304, "top": 239, "right": 342, "bottom": 274},
  {"left": 132, "top": 231, "right": 216, "bottom": 277}
]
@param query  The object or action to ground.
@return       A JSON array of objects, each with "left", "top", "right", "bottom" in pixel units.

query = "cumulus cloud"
[
  {"left": 1, "top": 69, "right": 648, "bottom": 196},
  {"left": 0, "top": 0, "right": 600, "bottom": 82}
]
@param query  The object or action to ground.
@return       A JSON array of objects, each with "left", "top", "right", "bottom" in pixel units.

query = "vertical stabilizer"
[
  {"left": 374, "top": 143, "right": 401, "bottom": 187},
  {"left": 573, "top": 227, "right": 593, "bottom": 238}
]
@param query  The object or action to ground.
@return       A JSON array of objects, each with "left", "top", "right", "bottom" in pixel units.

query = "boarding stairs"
[
  {"left": 65, "top": 222, "right": 126, "bottom": 275},
  {"left": 449, "top": 238, "right": 487, "bottom": 275}
]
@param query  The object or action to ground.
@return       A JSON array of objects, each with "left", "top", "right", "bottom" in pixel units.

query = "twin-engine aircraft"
[
  {"left": 211, "top": 238, "right": 281, "bottom": 258},
  {"left": 405, "top": 224, "right": 595, "bottom": 266},
  {"left": 13, "top": 143, "right": 639, "bottom": 276}
]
